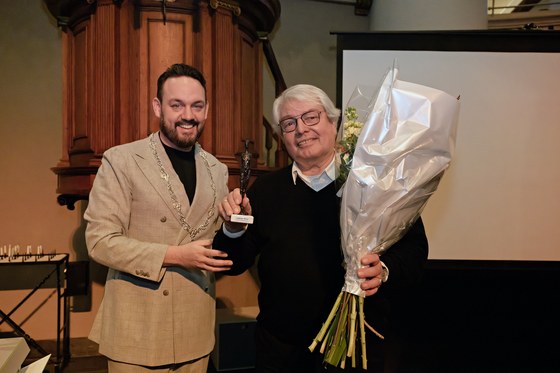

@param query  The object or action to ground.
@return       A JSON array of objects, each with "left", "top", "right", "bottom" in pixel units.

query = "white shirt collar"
[{"left": 291, "top": 156, "right": 336, "bottom": 192}]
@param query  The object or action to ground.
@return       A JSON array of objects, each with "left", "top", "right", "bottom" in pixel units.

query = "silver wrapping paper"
[{"left": 340, "top": 67, "right": 460, "bottom": 296}]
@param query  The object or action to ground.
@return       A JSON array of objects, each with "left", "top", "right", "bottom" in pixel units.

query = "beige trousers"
[{"left": 108, "top": 355, "right": 209, "bottom": 373}]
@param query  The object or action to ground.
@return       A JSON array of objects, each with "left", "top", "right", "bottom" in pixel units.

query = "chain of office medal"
[{"left": 149, "top": 133, "right": 217, "bottom": 240}]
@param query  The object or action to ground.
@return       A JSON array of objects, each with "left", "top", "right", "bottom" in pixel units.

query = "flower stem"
[
  {"left": 347, "top": 295, "right": 357, "bottom": 357},
  {"left": 364, "top": 320, "right": 385, "bottom": 340},
  {"left": 308, "top": 291, "right": 343, "bottom": 352},
  {"left": 359, "top": 296, "right": 367, "bottom": 370},
  {"left": 325, "top": 293, "right": 350, "bottom": 366}
]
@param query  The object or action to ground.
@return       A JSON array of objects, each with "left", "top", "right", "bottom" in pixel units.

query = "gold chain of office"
[{"left": 149, "top": 133, "right": 217, "bottom": 240}]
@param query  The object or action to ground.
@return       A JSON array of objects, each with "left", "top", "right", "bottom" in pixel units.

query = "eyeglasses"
[{"left": 278, "top": 110, "right": 322, "bottom": 133}]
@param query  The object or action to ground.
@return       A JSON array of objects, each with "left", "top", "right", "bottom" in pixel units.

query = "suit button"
[
  {"left": 163, "top": 290, "right": 169, "bottom": 296},
  {"left": 160, "top": 216, "right": 167, "bottom": 222}
]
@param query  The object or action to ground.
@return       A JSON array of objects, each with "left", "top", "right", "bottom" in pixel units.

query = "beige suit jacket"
[{"left": 84, "top": 133, "right": 229, "bottom": 367}]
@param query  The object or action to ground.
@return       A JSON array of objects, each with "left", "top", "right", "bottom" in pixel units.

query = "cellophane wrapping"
[{"left": 339, "top": 67, "right": 460, "bottom": 296}]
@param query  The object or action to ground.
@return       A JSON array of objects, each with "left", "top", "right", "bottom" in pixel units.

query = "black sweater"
[{"left": 213, "top": 165, "right": 428, "bottom": 345}]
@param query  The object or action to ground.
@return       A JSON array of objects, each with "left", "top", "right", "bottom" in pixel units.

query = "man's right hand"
[{"left": 218, "top": 188, "right": 252, "bottom": 233}]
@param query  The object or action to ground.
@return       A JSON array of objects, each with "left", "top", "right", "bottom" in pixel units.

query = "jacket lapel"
[
  {"left": 136, "top": 133, "right": 218, "bottom": 243},
  {"left": 177, "top": 143, "right": 218, "bottom": 243},
  {"left": 134, "top": 133, "right": 192, "bottom": 237}
]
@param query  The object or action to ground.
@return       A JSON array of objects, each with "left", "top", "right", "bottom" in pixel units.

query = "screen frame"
[{"left": 334, "top": 30, "right": 560, "bottom": 264}]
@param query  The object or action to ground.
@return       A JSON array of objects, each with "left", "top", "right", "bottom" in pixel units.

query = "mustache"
[{"left": 175, "top": 119, "right": 199, "bottom": 128}]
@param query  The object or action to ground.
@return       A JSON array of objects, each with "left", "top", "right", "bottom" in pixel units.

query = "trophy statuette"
[{"left": 231, "top": 139, "right": 254, "bottom": 224}]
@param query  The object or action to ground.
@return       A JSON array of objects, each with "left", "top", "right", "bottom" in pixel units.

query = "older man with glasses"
[{"left": 214, "top": 84, "right": 428, "bottom": 373}]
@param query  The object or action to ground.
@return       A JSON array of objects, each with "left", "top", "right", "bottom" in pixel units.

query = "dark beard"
[{"left": 159, "top": 116, "right": 201, "bottom": 149}]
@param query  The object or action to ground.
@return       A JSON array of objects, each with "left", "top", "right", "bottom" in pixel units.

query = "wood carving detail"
[{"left": 209, "top": 0, "right": 241, "bottom": 17}]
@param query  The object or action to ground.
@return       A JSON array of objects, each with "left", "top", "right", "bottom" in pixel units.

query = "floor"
[{"left": 24, "top": 337, "right": 254, "bottom": 373}]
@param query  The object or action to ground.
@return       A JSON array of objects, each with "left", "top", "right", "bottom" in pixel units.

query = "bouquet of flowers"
[
  {"left": 309, "top": 66, "right": 460, "bottom": 369},
  {"left": 335, "top": 84, "right": 374, "bottom": 192}
]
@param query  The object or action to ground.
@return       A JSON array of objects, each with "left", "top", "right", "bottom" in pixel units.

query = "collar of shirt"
[{"left": 291, "top": 156, "right": 336, "bottom": 192}]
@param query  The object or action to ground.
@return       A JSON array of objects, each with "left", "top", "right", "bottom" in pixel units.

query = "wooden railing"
[
  {"left": 487, "top": 0, "right": 560, "bottom": 15},
  {"left": 260, "top": 36, "right": 290, "bottom": 168}
]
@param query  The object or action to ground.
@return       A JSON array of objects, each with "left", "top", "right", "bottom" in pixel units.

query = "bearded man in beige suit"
[{"left": 84, "top": 64, "right": 232, "bottom": 373}]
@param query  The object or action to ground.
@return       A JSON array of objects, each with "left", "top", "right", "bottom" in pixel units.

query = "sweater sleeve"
[
  {"left": 361, "top": 217, "right": 428, "bottom": 335},
  {"left": 212, "top": 180, "right": 264, "bottom": 276},
  {"left": 213, "top": 227, "right": 260, "bottom": 275},
  {"left": 381, "top": 218, "right": 428, "bottom": 293},
  {"left": 376, "top": 217, "right": 429, "bottom": 295}
]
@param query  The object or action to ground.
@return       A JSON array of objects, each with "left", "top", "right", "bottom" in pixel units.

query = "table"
[{"left": 0, "top": 254, "right": 70, "bottom": 372}]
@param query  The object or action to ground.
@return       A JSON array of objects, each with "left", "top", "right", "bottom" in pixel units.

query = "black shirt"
[{"left": 162, "top": 142, "right": 196, "bottom": 204}]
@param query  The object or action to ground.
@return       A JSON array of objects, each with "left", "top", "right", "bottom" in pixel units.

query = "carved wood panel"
[
  {"left": 139, "top": 11, "right": 196, "bottom": 138},
  {"left": 46, "top": 0, "right": 280, "bottom": 208}
]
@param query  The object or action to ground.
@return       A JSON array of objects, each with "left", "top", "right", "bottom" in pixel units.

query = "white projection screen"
[{"left": 335, "top": 31, "right": 560, "bottom": 261}]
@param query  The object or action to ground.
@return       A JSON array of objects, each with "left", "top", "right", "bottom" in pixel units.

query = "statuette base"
[{"left": 230, "top": 214, "right": 254, "bottom": 224}]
